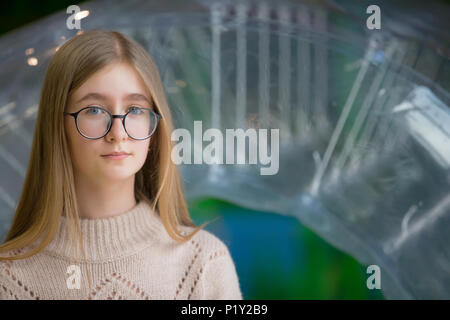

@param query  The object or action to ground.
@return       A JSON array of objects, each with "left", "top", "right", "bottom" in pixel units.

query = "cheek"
[
  {"left": 135, "top": 141, "right": 150, "bottom": 167},
  {"left": 65, "top": 122, "right": 97, "bottom": 170}
]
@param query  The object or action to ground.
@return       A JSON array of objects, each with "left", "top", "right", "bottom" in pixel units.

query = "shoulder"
[
  {"left": 178, "top": 227, "right": 243, "bottom": 299},
  {"left": 177, "top": 226, "right": 236, "bottom": 269},
  {"left": 0, "top": 246, "right": 36, "bottom": 274},
  {"left": 183, "top": 227, "right": 231, "bottom": 255},
  {"left": 0, "top": 247, "right": 36, "bottom": 300}
]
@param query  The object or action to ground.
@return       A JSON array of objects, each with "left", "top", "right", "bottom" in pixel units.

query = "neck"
[{"left": 73, "top": 173, "right": 137, "bottom": 219}]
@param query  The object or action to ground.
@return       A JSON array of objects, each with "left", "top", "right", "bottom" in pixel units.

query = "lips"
[{"left": 102, "top": 152, "right": 130, "bottom": 156}]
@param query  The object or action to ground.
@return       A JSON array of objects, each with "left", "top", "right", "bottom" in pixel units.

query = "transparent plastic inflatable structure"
[{"left": 0, "top": 0, "right": 449, "bottom": 299}]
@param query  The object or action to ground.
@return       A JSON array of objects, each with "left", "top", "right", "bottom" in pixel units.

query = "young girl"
[{"left": 0, "top": 29, "right": 243, "bottom": 300}]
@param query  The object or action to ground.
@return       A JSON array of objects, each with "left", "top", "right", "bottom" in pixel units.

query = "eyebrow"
[{"left": 75, "top": 92, "right": 152, "bottom": 105}]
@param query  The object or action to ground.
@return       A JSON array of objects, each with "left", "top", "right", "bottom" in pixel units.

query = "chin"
[{"left": 102, "top": 171, "right": 135, "bottom": 181}]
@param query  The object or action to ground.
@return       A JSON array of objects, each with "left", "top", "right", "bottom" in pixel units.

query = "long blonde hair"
[{"left": 0, "top": 29, "right": 210, "bottom": 293}]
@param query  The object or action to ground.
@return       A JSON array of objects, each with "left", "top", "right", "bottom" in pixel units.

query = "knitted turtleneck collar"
[{"left": 43, "top": 200, "right": 163, "bottom": 262}]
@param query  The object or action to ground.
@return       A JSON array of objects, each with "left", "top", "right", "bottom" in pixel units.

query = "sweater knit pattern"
[{"left": 0, "top": 200, "right": 243, "bottom": 300}]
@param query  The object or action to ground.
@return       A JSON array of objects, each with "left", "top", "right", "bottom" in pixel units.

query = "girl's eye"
[
  {"left": 128, "top": 106, "right": 142, "bottom": 114},
  {"left": 87, "top": 106, "right": 102, "bottom": 114}
]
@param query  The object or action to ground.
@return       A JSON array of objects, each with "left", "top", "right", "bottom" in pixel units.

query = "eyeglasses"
[{"left": 64, "top": 106, "right": 162, "bottom": 140}]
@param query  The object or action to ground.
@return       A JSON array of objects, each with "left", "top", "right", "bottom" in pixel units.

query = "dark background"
[{"left": 0, "top": 1, "right": 86, "bottom": 37}]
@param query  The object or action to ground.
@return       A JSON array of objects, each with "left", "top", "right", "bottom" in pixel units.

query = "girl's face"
[{"left": 64, "top": 62, "right": 152, "bottom": 184}]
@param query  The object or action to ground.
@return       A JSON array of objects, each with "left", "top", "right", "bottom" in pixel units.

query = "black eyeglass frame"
[{"left": 64, "top": 106, "right": 162, "bottom": 140}]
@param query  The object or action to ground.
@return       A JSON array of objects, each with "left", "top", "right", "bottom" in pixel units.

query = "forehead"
[
  {"left": 69, "top": 63, "right": 152, "bottom": 105},
  {"left": 73, "top": 92, "right": 152, "bottom": 106}
]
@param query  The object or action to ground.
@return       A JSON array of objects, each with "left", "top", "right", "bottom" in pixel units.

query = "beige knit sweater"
[{"left": 0, "top": 200, "right": 243, "bottom": 300}]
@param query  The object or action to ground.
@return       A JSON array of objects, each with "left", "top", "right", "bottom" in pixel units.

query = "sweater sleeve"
[{"left": 199, "top": 246, "right": 243, "bottom": 300}]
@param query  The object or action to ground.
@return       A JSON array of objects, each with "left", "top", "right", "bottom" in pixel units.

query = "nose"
[{"left": 105, "top": 117, "right": 129, "bottom": 141}]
